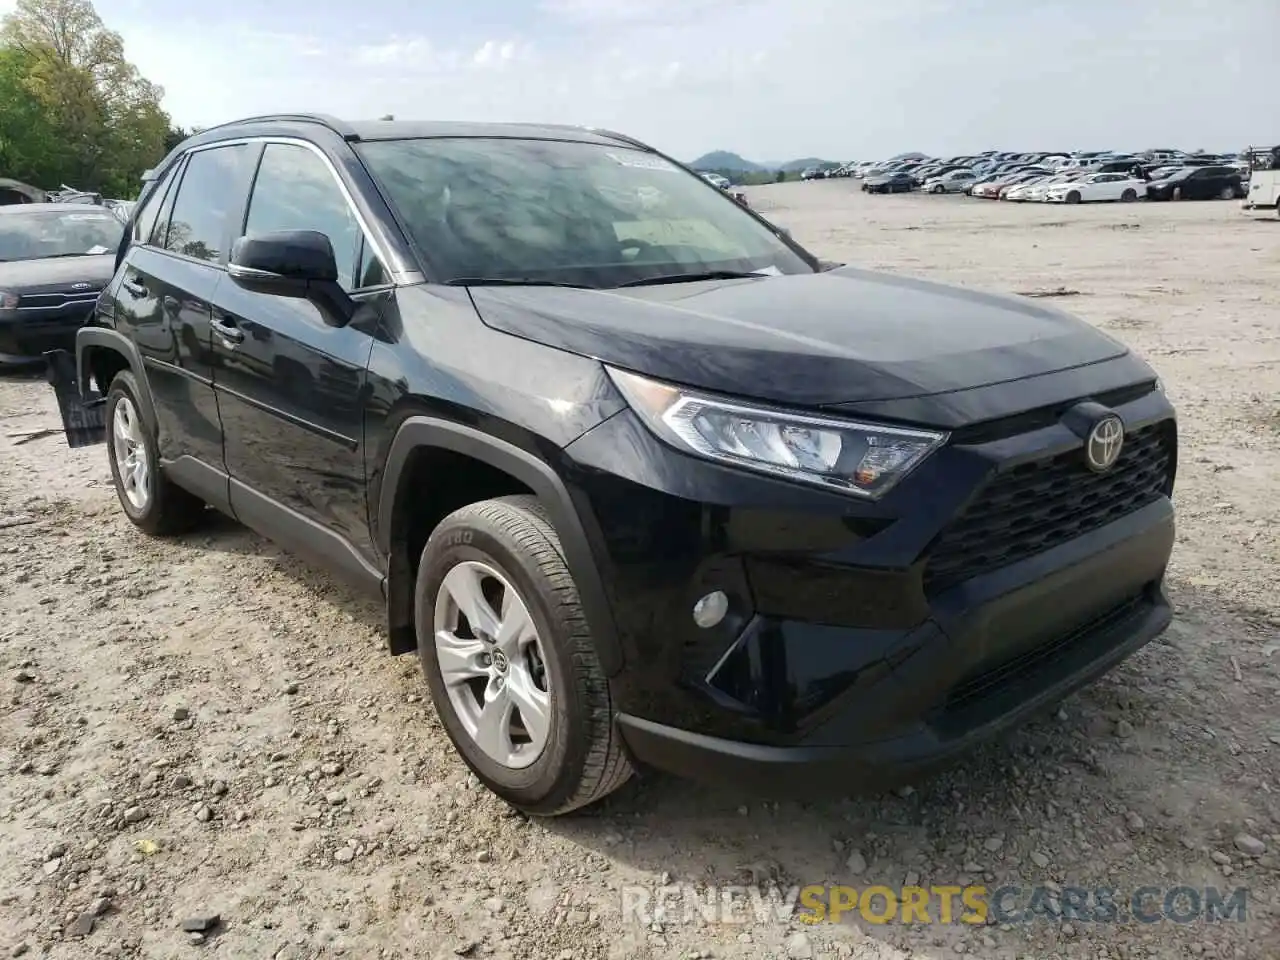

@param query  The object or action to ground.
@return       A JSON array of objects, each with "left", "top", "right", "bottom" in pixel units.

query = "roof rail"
[
  {"left": 193, "top": 113, "right": 360, "bottom": 141},
  {"left": 497, "top": 121, "right": 657, "bottom": 153},
  {"left": 584, "top": 127, "right": 654, "bottom": 151}
]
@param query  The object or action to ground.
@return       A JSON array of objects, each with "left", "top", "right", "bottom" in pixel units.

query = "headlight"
[
  {"left": 607, "top": 367, "right": 947, "bottom": 499},
  {"left": 0, "top": 289, "right": 18, "bottom": 310}
]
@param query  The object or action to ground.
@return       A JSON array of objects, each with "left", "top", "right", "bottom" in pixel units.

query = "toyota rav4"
[{"left": 56, "top": 114, "right": 1177, "bottom": 815}]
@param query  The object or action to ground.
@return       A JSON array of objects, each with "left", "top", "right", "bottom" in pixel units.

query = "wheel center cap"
[{"left": 489, "top": 649, "right": 509, "bottom": 674}]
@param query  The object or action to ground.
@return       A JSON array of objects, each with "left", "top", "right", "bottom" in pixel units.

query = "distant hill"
[
  {"left": 689, "top": 151, "right": 840, "bottom": 173},
  {"left": 688, "top": 151, "right": 762, "bottom": 173},
  {"left": 777, "top": 157, "right": 837, "bottom": 173}
]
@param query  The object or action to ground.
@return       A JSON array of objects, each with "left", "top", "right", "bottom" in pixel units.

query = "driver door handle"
[
  {"left": 121, "top": 278, "right": 147, "bottom": 298},
  {"left": 212, "top": 314, "right": 245, "bottom": 344}
]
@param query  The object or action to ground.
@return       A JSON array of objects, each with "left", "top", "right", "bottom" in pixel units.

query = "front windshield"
[
  {"left": 356, "top": 137, "right": 813, "bottom": 287},
  {"left": 0, "top": 208, "right": 123, "bottom": 262}
]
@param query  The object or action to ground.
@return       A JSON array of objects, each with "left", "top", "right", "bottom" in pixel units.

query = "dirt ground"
[{"left": 2, "top": 183, "right": 1278, "bottom": 960}]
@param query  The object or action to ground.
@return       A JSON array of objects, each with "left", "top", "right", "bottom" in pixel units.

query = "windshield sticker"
[
  {"left": 606, "top": 152, "right": 676, "bottom": 172},
  {"left": 87, "top": 245, "right": 110, "bottom": 254},
  {"left": 64, "top": 214, "right": 112, "bottom": 221}
]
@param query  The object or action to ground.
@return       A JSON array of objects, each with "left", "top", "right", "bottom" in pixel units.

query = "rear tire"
[
  {"left": 1121, "top": 188, "right": 1137, "bottom": 202},
  {"left": 105, "top": 371, "right": 206, "bottom": 535},
  {"left": 415, "top": 495, "right": 633, "bottom": 816}
]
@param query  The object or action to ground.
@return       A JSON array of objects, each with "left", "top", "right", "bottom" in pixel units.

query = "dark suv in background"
[
  {"left": 1145, "top": 165, "right": 1244, "bottom": 201},
  {"left": 57, "top": 114, "right": 1177, "bottom": 815}
]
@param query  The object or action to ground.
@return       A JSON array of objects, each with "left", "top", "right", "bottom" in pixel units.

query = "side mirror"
[{"left": 228, "top": 230, "right": 354, "bottom": 326}]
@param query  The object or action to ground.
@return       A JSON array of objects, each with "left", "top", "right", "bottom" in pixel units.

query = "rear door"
[
  {"left": 1184, "top": 168, "right": 1215, "bottom": 199},
  {"left": 210, "top": 140, "right": 393, "bottom": 587},
  {"left": 111, "top": 143, "right": 254, "bottom": 510}
]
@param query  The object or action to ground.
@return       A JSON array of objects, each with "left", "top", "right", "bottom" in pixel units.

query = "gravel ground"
[{"left": 2, "top": 183, "right": 1278, "bottom": 960}]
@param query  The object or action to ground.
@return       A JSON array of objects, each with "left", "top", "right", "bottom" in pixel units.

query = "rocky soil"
[{"left": 2, "top": 184, "right": 1278, "bottom": 959}]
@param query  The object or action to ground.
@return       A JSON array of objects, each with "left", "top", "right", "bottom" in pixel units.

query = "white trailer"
[{"left": 1241, "top": 146, "right": 1280, "bottom": 218}]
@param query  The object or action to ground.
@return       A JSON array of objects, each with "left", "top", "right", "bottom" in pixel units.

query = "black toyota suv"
[{"left": 57, "top": 114, "right": 1177, "bottom": 816}]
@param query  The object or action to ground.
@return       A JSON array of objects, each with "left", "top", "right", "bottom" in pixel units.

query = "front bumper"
[
  {"left": 560, "top": 381, "right": 1177, "bottom": 793},
  {"left": 617, "top": 506, "right": 1172, "bottom": 794},
  {"left": 0, "top": 305, "right": 94, "bottom": 365}
]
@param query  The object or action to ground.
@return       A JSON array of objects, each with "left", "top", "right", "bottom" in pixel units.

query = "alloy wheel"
[
  {"left": 111, "top": 396, "right": 150, "bottom": 511},
  {"left": 433, "top": 560, "right": 551, "bottom": 769}
]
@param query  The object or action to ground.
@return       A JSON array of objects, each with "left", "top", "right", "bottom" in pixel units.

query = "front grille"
[{"left": 923, "top": 421, "right": 1173, "bottom": 593}]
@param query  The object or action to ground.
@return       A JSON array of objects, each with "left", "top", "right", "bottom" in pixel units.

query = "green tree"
[
  {"left": 0, "top": 44, "right": 69, "bottom": 185},
  {"left": 1, "top": 0, "right": 171, "bottom": 196}
]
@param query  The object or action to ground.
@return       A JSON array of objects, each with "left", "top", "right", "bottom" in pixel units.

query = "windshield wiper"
[
  {"left": 613, "top": 270, "right": 768, "bottom": 288},
  {"left": 444, "top": 277, "right": 594, "bottom": 289}
]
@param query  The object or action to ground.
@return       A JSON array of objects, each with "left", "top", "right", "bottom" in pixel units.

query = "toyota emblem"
[
  {"left": 1085, "top": 415, "right": 1124, "bottom": 473},
  {"left": 70, "top": 282, "right": 92, "bottom": 290}
]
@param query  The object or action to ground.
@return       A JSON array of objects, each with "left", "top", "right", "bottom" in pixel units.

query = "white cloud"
[
  {"left": 355, "top": 35, "right": 433, "bottom": 67},
  {"left": 472, "top": 39, "right": 521, "bottom": 67}
]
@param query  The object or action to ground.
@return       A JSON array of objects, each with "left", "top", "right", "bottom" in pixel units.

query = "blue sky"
[{"left": 3, "top": 0, "right": 1273, "bottom": 162}]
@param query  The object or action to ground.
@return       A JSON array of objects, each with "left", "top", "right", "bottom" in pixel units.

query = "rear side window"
[
  {"left": 132, "top": 164, "right": 181, "bottom": 246},
  {"left": 162, "top": 144, "right": 250, "bottom": 263},
  {"left": 148, "top": 159, "right": 185, "bottom": 246}
]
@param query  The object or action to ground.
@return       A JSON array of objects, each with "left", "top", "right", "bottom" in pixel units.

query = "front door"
[{"left": 210, "top": 140, "right": 392, "bottom": 589}]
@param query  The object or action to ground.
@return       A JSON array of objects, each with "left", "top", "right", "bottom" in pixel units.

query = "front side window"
[
  {"left": 243, "top": 143, "right": 380, "bottom": 291},
  {"left": 0, "top": 208, "right": 124, "bottom": 262},
  {"left": 356, "top": 137, "right": 812, "bottom": 287},
  {"left": 163, "top": 144, "right": 249, "bottom": 263}
]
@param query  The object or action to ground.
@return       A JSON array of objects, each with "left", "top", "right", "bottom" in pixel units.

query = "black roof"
[{"left": 145, "top": 114, "right": 657, "bottom": 183}]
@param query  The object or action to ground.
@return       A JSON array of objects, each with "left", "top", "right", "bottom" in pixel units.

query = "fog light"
[{"left": 692, "top": 590, "right": 729, "bottom": 629}]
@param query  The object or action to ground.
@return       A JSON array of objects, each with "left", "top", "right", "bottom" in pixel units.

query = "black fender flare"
[
  {"left": 376, "top": 416, "right": 623, "bottom": 676},
  {"left": 75, "top": 327, "right": 159, "bottom": 434}
]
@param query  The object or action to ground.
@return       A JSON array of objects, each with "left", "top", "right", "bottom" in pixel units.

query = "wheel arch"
[
  {"left": 75, "top": 327, "right": 158, "bottom": 434},
  {"left": 377, "top": 417, "right": 623, "bottom": 676}
]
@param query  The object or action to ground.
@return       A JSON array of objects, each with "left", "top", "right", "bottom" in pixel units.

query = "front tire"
[
  {"left": 105, "top": 371, "right": 206, "bottom": 535},
  {"left": 415, "top": 495, "right": 633, "bottom": 815},
  {"left": 1218, "top": 185, "right": 1235, "bottom": 200},
  {"left": 1066, "top": 190, "right": 1082, "bottom": 204}
]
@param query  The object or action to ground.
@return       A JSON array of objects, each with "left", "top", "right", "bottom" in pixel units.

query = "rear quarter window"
[{"left": 132, "top": 163, "right": 182, "bottom": 246}]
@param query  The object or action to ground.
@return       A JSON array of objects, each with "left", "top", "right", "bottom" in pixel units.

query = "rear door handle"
[
  {"left": 212, "top": 314, "right": 245, "bottom": 344},
  {"left": 121, "top": 278, "right": 147, "bottom": 298}
]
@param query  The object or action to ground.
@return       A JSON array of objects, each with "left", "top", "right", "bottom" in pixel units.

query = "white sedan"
[
  {"left": 1045, "top": 172, "right": 1145, "bottom": 204},
  {"left": 1003, "top": 176, "right": 1055, "bottom": 202},
  {"left": 1013, "top": 173, "right": 1085, "bottom": 203}
]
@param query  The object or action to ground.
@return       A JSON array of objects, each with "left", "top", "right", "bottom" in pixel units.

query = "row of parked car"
[{"left": 803, "top": 150, "right": 1252, "bottom": 204}]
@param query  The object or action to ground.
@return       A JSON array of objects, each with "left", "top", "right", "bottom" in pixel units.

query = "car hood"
[
  {"left": 467, "top": 265, "right": 1131, "bottom": 408},
  {"left": 0, "top": 254, "right": 116, "bottom": 293}
]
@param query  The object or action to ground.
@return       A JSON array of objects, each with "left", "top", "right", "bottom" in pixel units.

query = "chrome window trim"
[{"left": 156, "top": 136, "right": 421, "bottom": 286}]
